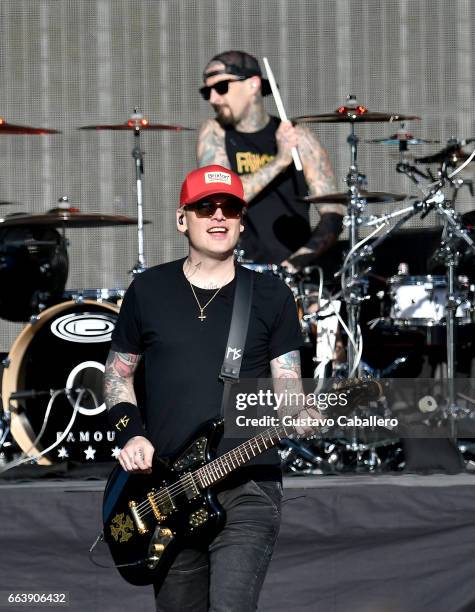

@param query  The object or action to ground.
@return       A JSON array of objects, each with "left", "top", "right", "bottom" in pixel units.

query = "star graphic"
[
  {"left": 111, "top": 446, "right": 121, "bottom": 459},
  {"left": 57, "top": 446, "right": 69, "bottom": 459},
  {"left": 83, "top": 445, "right": 96, "bottom": 460}
]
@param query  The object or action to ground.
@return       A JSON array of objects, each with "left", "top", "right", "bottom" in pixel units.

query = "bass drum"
[
  {"left": 3, "top": 300, "right": 119, "bottom": 465},
  {"left": 0, "top": 224, "right": 68, "bottom": 321}
]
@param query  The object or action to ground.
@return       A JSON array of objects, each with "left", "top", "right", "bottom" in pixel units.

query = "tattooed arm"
[
  {"left": 295, "top": 124, "right": 343, "bottom": 213},
  {"left": 270, "top": 350, "right": 318, "bottom": 436},
  {"left": 104, "top": 350, "right": 154, "bottom": 472},
  {"left": 281, "top": 126, "right": 344, "bottom": 269},
  {"left": 196, "top": 118, "right": 297, "bottom": 203},
  {"left": 103, "top": 350, "right": 141, "bottom": 409}
]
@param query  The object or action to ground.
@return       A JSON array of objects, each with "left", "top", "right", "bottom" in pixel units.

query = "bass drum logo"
[{"left": 51, "top": 312, "right": 116, "bottom": 343}]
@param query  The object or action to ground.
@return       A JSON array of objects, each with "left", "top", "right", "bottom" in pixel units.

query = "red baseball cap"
[{"left": 179, "top": 165, "right": 247, "bottom": 208}]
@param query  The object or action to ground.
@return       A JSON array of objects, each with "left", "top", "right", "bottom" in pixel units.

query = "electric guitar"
[{"left": 102, "top": 379, "right": 382, "bottom": 588}]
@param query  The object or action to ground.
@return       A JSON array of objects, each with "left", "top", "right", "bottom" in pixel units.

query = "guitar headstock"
[{"left": 330, "top": 378, "right": 383, "bottom": 416}]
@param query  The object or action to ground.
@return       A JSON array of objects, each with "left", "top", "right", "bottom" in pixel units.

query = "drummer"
[{"left": 197, "top": 50, "right": 345, "bottom": 271}]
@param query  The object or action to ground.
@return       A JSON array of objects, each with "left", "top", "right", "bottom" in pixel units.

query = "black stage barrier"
[{"left": 1, "top": 475, "right": 475, "bottom": 612}]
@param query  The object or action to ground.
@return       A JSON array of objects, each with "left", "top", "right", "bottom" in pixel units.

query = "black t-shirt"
[
  {"left": 111, "top": 258, "right": 303, "bottom": 474},
  {"left": 225, "top": 115, "right": 309, "bottom": 264}
]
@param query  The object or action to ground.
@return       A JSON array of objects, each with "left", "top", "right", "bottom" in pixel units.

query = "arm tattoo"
[
  {"left": 296, "top": 126, "right": 338, "bottom": 198},
  {"left": 197, "top": 119, "right": 230, "bottom": 167},
  {"left": 103, "top": 350, "right": 141, "bottom": 410},
  {"left": 270, "top": 350, "right": 302, "bottom": 379},
  {"left": 271, "top": 350, "right": 305, "bottom": 415},
  {"left": 239, "top": 157, "right": 288, "bottom": 203}
]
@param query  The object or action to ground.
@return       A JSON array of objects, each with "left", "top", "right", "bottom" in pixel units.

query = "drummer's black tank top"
[{"left": 225, "top": 115, "right": 309, "bottom": 264}]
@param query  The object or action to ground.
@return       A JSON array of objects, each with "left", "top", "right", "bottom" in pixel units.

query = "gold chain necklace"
[{"left": 188, "top": 282, "right": 222, "bottom": 321}]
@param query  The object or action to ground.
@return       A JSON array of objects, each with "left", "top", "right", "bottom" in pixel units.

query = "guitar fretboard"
[{"left": 193, "top": 423, "right": 291, "bottom": 488}]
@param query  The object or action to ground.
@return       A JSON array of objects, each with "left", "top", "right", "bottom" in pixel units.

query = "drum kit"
[
  {"left": 282, "top": 95, "right": 475, "bottom": 473},
  {"left": 0, "top": 111, "right": 192, "bottom": 467}
]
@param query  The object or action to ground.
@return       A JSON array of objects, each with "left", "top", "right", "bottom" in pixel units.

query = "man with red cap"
[
  {"left": 104, "top": 165, "right": 308, "bottom": 611},
  {"left": 197, "top": 50, "right": 344, "bottom": 270}
]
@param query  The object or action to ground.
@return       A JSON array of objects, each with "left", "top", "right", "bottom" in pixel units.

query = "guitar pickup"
[{"left": 148, "top": 489, "right": 165, "bottom": 522}]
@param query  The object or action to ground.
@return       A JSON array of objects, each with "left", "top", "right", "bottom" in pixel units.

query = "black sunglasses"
[
  {"left": 184, "top": 200, "right": 244, "bottom": 219},
  {"left": 199, "top": 77, "right": 248, "bottom": 101}
]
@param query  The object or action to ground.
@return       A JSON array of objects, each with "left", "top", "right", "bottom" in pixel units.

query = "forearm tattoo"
[
  {"left": 239, "top": 157, "right": 287, "bottom": 202},
  {"left": 197, "top": 118, "right": 284, "bottom": 203},
  {"left": 104, "top": 350, "right": 141, "bottom": 409},
  {"left": 296, "top": 125, "right": 337, "bottom": 197}
]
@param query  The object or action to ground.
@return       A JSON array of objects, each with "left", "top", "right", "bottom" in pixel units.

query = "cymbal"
[
  {"left": 0, "top": 210, "right": 149, "bottom": 228},
  {"left": 366, "top": 133, "right": 439, "bottom": 145},
  {"left": 416, "top": 146, "right": 473, "bottom": 165},
  {"left": 302, "top": 190, "right": 407, "bottom": 205},
  {"left": 293, "top": 107, "right": 420, "bottom": 124},
  {"left": 79, "top": 121, "right": 193, "bottom": 132},
  {"left": 0, "top": 118, "right": 61, "bottom": 134}
]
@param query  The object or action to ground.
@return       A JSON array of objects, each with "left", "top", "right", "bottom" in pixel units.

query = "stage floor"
[{"left": 1, "top": 474, "right": 475, "bottom": 611}]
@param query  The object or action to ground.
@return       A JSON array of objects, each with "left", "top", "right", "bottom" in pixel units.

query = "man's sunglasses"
[
  {"left": 199, "top": 77, "right": 248, "bottom": 101},
  {"left": 184, "top": 200, "right": 245, "bottom": 219}
]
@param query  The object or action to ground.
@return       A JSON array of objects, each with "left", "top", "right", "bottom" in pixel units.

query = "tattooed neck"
[
  {"left": 184, "top": 257, "right": 202, "bottom": 280},
  {"left": 236, "top": 99, "right": 269, "bottom": 133}
]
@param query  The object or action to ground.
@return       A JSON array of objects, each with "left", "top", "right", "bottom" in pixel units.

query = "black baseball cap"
[{"left": 203, "top": 50, "right": 271, "bottom": 96}]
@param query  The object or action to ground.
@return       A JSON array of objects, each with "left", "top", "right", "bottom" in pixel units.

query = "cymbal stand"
[
  {"left": 342, "top": 118, "right": 369, "bottom": 376},
  {"left": 427, "top": 181, "right": 475, "bottom": 436},
  {"left": 130, "top": 109, "right": 147, "bottom": 275}
]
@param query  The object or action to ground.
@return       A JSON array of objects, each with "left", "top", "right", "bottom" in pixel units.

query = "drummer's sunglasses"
[
  {"left": 199, "top": 76, "right": 248, "bottom": 100},
  {"left": 184, "top": 200, "right": 245, "bottom": 219}
]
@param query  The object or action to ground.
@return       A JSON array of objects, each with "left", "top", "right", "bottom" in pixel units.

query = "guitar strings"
[
  {"left": 130, "top": 382, "right": 367, "bottom": 518},
  {"left": 133, "top": 426, "right": 287, "bottom": 518},
  {"left": 134, "top": 435, "right": 273, "bottom": 518}
]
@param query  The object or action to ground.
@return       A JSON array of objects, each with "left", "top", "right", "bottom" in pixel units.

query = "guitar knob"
[
  {"left": 153, "top": 544, "right": 165, "bottom": 553},
  {"left": 160, "top": 528, "right": 172, "bottom": 537}
]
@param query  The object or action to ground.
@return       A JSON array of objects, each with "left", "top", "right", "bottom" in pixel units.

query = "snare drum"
[
  {"left": 388, "top": 275, "right": 472, "bottom": 327},
  {"left": 2, "top": 300, "right": 120, "bottom": 464}
]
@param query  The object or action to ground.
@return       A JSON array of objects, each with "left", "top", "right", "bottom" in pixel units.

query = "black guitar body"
[{"left": 103, "top": 419, "right": 225, "bottom": 587}]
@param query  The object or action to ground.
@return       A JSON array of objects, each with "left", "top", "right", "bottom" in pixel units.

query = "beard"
[{"left": 213, "top": 105, "right": 235, "bottom": 126}]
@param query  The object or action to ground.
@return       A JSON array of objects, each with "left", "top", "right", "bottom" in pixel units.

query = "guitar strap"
[{"left": 219, "top": 264, "right": 254, "bottom": 417}]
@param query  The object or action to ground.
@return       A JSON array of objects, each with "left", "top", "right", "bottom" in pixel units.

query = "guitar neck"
[{"left": 193, "top": 423, "right": 293, "bottom": 488}]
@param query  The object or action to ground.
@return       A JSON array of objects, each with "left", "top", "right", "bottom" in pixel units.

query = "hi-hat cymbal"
[
  {"left": 0, "top": 118, "right": 61, "bottom": 134},
  {"left": 0, "top": 210, "right": 150, "bottom": 228},
  {"left": 302, "top": 190, "right": 407, "bottom": 205},
  {"left": 366, "top": 133, "right": 439, "bottom": 145},
  {"left": 79, "top": 121, "right": 193, "bottom": 132}
]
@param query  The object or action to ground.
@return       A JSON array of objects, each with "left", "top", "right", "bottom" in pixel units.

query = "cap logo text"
[{"left": 204, "top": 171, "right": 231, "bottom": 185}]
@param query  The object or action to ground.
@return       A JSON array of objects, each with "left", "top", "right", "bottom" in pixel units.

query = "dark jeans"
[{"left": 154, "top": 480, "right": 282, "bottom": 612}]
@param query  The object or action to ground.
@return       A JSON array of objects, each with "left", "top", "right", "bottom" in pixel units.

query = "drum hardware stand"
[
  {"left": 129, "top": 109, "right": 147, "bottom": 275},
  {"left": 428, "top": 193, "right": 475, "bottom": 437},
  {"left": 341, "top": 97, "right": 372, "bottom": 376}
]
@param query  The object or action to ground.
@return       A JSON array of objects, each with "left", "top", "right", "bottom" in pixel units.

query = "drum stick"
[{"left": 262, "top": 57, "right": 303, "bottom": 171}]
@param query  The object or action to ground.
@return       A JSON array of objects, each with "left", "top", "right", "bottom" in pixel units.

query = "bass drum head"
[
  {"left": 2, "top": 300, "right": 119, "bottom": 465},
  {"left": 0, "top": 225, "right": 69, "bottom": 322}
]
